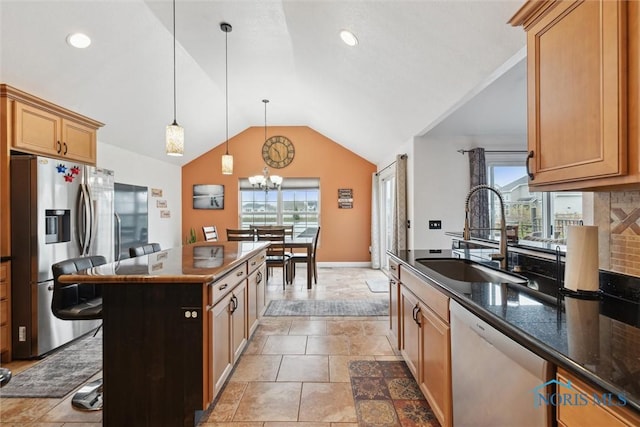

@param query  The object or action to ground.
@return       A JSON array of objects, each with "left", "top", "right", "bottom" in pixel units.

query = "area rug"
[
  {"left": 264, "top": 299, "right": 388, "bottom": 316},
  {"left": 349, "top": 360, "right": 440, "bottom": 427},
  {"left": 366, "top": 279, "right": 389, "bottom": 293},
  {"left": 0, "top": 330, "right": 102, "bottom": 398}
]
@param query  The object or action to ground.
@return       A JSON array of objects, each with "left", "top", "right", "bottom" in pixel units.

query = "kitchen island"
[
  {"left": 58, "top": 241, "right": 269, "bottom": 427},
  {"left": 389, "top": 249, "right": 640, "bottom": 425}
]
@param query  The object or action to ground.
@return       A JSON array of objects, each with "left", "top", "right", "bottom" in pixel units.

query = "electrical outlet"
[
  {"left": 19, "top": 326, "right": 26, "bottom": 342},
  {"left": 428, "top": 220, "right": 442, "bottom": 230}
]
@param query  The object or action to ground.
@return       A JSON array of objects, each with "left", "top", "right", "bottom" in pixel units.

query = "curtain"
[
  {"left": 370, "top": 173, "right": 381, "bottom": 269},
  {"left": 393, "top": 154, "right": 408, "bottom": 252},
  {"left": 468, "top": 148, "right": 488, "bottom": 239}
]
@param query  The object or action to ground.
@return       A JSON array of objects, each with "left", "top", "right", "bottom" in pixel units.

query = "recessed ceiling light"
[
  {"left": 66, "top": 33, "right": 91, "bottom": 49},
  {"left": 340, "top": 30, "right": 358, "bottom": 47}
]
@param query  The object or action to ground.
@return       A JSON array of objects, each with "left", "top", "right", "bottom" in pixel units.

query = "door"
[
  {"left": 419, "top": 303, "right": 452, "bottom": 427},
  {"left": 62, "top": 119, "right": 96, "bottom": 164},
  {"left": 526, "top": 0, "right": 626, "bottom": 185},
  {"left": 378, "top": 166, "right": 395, "bottom": 272},
  {"left": 400, "top": 286, "right": 420, "bottom": 379},
  {"left": 212, "top": 293, "right": 232, "bottom": 395},
  {"left": 230, "top": 286, "right": 247, "bottom": 364},
  {"left": 13, "top": 102, "right": 61, "bottom": 156}
]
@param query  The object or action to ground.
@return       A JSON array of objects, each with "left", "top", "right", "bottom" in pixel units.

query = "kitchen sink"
[{"left": 415, "top": 258, "right": 528, "bottom": 285}]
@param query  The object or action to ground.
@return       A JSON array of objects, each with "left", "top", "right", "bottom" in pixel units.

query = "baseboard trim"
[{"left": 317, "top": 262, "right": 372, "bottom": 268}]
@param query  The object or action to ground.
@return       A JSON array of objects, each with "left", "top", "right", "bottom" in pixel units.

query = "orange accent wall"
[{"left": 181, "top": 126, "right": 376, "bottom": 263}]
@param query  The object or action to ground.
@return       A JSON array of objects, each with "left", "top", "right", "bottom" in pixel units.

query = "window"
[
  {"left": 487, "top": 163, "right": 582, "bottom": 242},
  {"left": 239, "top": 178, "right": 320, "bottom": 236}
]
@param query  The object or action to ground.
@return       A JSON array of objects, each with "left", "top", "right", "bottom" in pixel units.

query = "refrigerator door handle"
[
  {"left": 114, "top": 212, "right": 122, "bottom": 262},
  {"left": 85, "top": 182, "right": 95, "bottom": 255},
  {"left": 77, "top": 183, "right": 92, "bottom": 255}
]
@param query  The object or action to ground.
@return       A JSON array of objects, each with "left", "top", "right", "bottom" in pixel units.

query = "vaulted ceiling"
[{"left": 0, "top": 0, "right": 526, "bottom": 167}]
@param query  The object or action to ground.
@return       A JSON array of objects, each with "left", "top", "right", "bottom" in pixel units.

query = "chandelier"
[{"left": 249, "top": 166, "right": 282, "bottom": 192}]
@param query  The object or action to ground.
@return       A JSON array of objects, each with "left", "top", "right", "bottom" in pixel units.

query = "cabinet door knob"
[{"left": 525, "top": 150, "right": 534, "bottom": 180}]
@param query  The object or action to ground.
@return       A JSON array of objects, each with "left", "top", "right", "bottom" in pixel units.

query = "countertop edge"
[
  {"left": 388, "top": 252, "right": 640, "bottom": 414},
  {"left": 58, "top": 244, "right": 267, "bottom": 285}
]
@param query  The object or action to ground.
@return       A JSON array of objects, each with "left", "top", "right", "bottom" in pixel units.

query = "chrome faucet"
[{"left": 463, "top": 184, "right": 508, "bottom": 270}]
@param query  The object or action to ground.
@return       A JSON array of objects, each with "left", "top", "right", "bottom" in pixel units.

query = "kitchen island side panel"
[{"left": 102, "top": 282, "right": 205, "bottom": 427}]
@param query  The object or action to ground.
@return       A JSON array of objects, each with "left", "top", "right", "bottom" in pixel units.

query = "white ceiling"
[{"left": 0, "top": 0, "right": 526, "bottom": 167}]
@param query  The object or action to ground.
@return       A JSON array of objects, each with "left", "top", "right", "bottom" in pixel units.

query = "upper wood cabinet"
[
  {"left": 510, "top": 0, "right": 640, "bottom": 191},
  {"left": 1, "top": 84, "right": 103, "bottom": 165}
]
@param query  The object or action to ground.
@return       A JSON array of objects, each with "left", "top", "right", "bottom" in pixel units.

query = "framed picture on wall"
[{"left": 193, "top": 184, "right": 224, "bottom": 209}]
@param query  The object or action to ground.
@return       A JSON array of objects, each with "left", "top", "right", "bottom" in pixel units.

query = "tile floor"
[{"left": 0, "top": 266, "right": 433, "bottom": 426}]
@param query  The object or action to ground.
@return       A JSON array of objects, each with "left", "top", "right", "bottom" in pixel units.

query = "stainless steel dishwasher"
[{"left": 450, "top": 301, "right": 553, "bottom": 427}]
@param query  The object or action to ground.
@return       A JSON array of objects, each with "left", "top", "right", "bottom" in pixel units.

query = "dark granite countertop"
[{"left": 389, "top": 249, "right": 640, "bottom": 414}]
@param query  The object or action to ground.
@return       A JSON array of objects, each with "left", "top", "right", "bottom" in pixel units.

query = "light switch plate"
[{"left": 429, "top": 220, "right": 442, "bottom": 230}]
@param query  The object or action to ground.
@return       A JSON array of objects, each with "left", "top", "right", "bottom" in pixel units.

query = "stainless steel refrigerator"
[{"left": 10, "top": 154, "right": 114, "bottom": 358}]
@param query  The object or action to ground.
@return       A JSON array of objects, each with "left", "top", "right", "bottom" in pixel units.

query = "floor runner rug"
[
  {"left": 264, "top": 299, "right": 388, "bottom": 316},
  {"left": 366, "top": 279, "right": 390, "bottom": 293},
  {"left": 1, "top": 330, "right": 102, "bottom": 398},
  {"left": 349, "top": 360, "right": 441, "bottom": 427}
]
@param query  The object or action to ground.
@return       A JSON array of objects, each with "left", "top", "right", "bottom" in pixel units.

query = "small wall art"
[
  {"left": 338, "top": 188, "right": 353, "bottom": 209},
  {"left": 151, "top": 188, "right": 163, "bottom": 198},
  {"left": 156, "top": 199, "right": 168, "bottom": 208},
  {"left": 193, "top": 184, "right": 224, "bottom": 210}
]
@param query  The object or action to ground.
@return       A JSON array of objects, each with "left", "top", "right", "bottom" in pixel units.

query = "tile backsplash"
[{"left": 595, "top": 191, "right": 640, "bottom": 277}]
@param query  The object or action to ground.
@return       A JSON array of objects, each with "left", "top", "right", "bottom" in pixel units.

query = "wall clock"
[{"left": 262, "top": 135, "right": 295, "bottom": 168}]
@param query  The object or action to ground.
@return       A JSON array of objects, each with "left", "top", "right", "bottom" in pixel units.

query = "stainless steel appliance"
[
  {"left": 10, "top": 154, "right": 114, "bottom": 358},
  {"left": 450, "top": 300, "right": 552, "bottom": 427},
  {"left": 113, "top": 182, "right": 148, "bottom": 261}
]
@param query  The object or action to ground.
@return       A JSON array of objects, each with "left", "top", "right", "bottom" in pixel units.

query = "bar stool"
[{"left": 51, "top": 255, "right": 106, "bottom": 411}]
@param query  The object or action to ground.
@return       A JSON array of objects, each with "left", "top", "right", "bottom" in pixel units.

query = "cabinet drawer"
[
  {"left": 557, "top": 368, "right": 640, "bottom": 427},
  {"left": 210, "top": 263, "right": 247, "bottom": 306},
  {"left": 248, "top": 250, "right": 266, "bottom": 274},
  {"left": 0, "top": 325, "right": 7, "bottom": 352},
  {"left": 0, "top": 300, "right": 6, "bottom": 325},
  {"left": 400, "top": 266, "right": 449, "bottom": 323},
  {"left": 389, "top": 258, "right": 400, "bottom": 280},
  {"left": 0, "top": 262, "right": 8, "bottom": 282}
]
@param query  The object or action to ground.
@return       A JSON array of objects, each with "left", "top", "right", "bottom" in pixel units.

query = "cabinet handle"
[
  {"left": 412, "top": 305, "right": 421, "bottom": 327},
  {"left": 56, "top": 140, "right": 62, "bottom": 153},
  {"left": 256, "top": 271, "right": 263, "bottom": 284},
  {"left": 390, "top": 264, "right": 397, "bottom": 271},
  {"left": 236, "top": 270, "right": 244, "bottom": 277},
  {"left": 218, "top": 283, "right": 228, "bottom": 291},
  {"left": 390, "top": 279, "right": 396, "bottom": 285},
  {"left": 525, "top": 150, "right": 534, "bottom": 180},
  {"left": 228, "top": 298, "right": 235, "bottom": 313},
  {"left": 63, "top": 142, "right": 68, "bottom": 155}
]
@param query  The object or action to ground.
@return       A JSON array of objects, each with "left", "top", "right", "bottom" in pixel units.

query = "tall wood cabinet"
[{"left": 509, "top": 0, "right": 640, "bottom": 191}]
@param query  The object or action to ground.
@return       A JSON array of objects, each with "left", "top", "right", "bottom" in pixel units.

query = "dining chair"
[
  {"left": 226, "top": 228, "right": 256, "bottom": 241},
  {"left": 255, "top": 227, "right": 292, "bottom": 289},
  {"left": 290, "top": 226, "right": 320, "bottom": 284},
  {"left": 202, "top": 225, "right": 219, "bottom": 241}
]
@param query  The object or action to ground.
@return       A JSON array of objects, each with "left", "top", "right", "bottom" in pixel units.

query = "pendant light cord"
[
  {"left": 172, "top": 0, "right": 177, "bottom": 125},
  {"left": 263, "top": 99, "right": 269, "bottom": 142},
  {"left": 225, "top": 27, "right": 229, "bottom": 155}
]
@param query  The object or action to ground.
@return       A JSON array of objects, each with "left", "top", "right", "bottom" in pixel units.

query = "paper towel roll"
[{"left": 564, "top": 225, "right": 599, "bottom": 292}]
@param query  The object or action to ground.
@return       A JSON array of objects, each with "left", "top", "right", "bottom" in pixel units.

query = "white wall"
[
  {"left": 97, "top": 142, "right": 182, "bottom": 250},
  {"left": 412, "top": 136, "right": 471, "bottom": 249}
]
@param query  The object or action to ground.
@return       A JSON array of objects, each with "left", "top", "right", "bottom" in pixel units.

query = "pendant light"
[
  {"left": 220, "top": 22, "right": 233, "bottom": 175},
  {"left": 166, "top": 0, "right": 184, "bottom": 156},
  {"left": 248, "top": 99, "right": 282, "bottom": 191}
]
